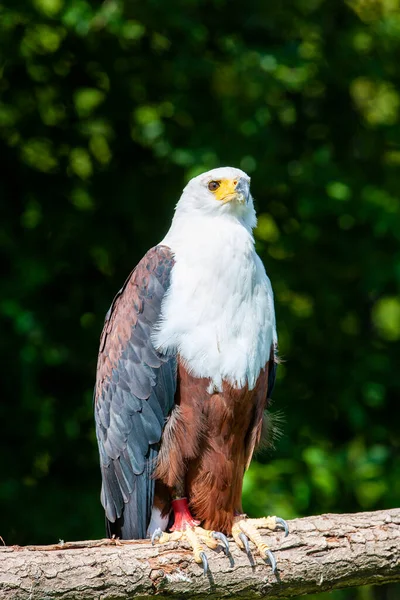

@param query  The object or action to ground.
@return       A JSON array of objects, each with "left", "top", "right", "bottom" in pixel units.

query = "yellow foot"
[
  {"left": 232, "top": 515, "right": 289, "bottom": 573},
  {"left": 151, "top": 526, "right": 229, "bottom": 575}
]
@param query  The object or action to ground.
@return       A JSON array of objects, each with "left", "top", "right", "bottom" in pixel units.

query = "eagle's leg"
[
  {"left": 170, "top": 497, "right": 200, "bottom": 530},
  {"left": 232, "top": 515, "right": 289, "bottom": 573},
  {"left": 151, "top": 497, "right": 229, "bottom": 574}
]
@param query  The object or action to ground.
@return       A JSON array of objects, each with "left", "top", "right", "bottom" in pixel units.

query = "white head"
[{"left": 173, "top": 166, "right": 256, "bottom": 231}]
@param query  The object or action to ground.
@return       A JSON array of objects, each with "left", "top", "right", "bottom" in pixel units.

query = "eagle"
[{"left": 94, "top": 167, "right": 287, "bottom": 573}]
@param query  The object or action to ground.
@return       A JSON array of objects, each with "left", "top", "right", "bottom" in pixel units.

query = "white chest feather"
[{"left": 153, "top": 216, "right": 276, "bottom": 391}]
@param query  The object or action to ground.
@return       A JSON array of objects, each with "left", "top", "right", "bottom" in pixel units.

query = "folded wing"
[{"left": 94, "top": 245, "right": 176, "bottom": 539}]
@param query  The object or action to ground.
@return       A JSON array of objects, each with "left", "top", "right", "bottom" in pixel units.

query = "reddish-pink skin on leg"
[{"left": 170, "top": 498, "right": 200, "bottom": 531}]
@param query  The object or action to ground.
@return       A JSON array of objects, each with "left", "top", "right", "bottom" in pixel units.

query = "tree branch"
[{"left": 1, "top": 509, "right": 399, "bottom": 600}]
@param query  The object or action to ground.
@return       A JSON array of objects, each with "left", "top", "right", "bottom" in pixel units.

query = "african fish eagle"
[{"left": 94, "top": 166, "right": 288, "bottom": 573}]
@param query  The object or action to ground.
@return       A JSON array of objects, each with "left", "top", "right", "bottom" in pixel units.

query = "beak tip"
[{"left": 235, "top": 178, "right": 250, "bottom": 204}]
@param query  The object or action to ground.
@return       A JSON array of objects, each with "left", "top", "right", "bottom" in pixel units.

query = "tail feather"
[{"left": 106, "top": 447, "right": 158, "bottom": 539}]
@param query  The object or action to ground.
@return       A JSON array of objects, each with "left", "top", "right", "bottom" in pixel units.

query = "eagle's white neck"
[{"left": 154, "top": 213, "right": 276, "bottom": 391}]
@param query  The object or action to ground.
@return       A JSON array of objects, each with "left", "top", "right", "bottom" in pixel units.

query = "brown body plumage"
[{"left": 154, "top": 361, "right": 270, "bottom": 534}]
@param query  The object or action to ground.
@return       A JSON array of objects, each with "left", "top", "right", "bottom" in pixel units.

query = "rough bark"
[{"left": 1, "top": 509, "right": 399, "bottom": 600}]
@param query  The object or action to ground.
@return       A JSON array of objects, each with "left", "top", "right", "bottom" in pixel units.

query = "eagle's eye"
[{"left": 208, "top": 180, "right": 220, "bottom": 191}]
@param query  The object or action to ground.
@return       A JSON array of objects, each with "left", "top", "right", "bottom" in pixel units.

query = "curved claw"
[
  {"left": 275, "top": 517, "right": 289, "bottom": 537},
  {"left": 212, "top": 531, "right": 230, "bottom": 554},
  {"left": 151, "top": 527, "right": 163, "bottom": 546},
  {"left": 265, "top": 549, "right": 277, "bottom": 573},
  {"left": 199, "top": 551, "right": 209, "bottom": 575},
  {"left": 238, "top": 532, "right": 250, "bottom": 554}
]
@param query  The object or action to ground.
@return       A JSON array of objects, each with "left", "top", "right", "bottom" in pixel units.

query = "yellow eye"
[{"left": 208, "top": 180, "right": 220, "bottom": 191}]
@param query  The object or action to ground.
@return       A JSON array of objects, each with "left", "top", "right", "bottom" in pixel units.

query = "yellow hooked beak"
[{"left": 212, "top": 178, "right": 250, "bottom": 204}]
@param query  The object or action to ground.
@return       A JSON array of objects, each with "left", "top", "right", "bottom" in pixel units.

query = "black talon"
[
  {"left": 275, "top": 517, "right": 289, "bottom": 537},
  {"left": 238, "top": 532, "right": 250, "bottom": 554},
  {"left": 265, "top": 549, "right": 277, "bottom": 573},
  {"left": 212, "top": 531, "right": 230, "bottom": 554},
  {"left": 151, "top": 527, "right": 163, "bottom": 546},
  {"left": 199, "top": 551, "right": 209, "bottom": 575}
]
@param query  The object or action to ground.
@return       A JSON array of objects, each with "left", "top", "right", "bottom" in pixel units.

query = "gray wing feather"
[{"left": 94, "top": 245, "right": 176, "bottom": 539}]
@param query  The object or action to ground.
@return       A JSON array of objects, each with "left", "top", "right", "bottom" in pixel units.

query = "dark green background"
[{"left": 1, "top": 0, "right": 399, "bottom": 598}]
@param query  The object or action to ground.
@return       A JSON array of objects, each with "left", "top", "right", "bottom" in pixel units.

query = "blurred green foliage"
[{"left": 0, "top": 0, "right": 399, "bottom": 597}]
